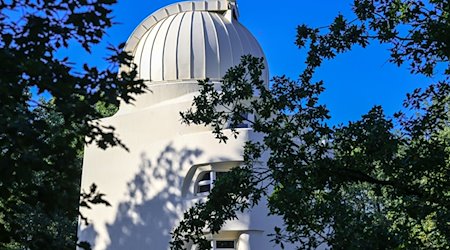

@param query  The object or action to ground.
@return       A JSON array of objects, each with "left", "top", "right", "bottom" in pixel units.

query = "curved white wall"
[
  {"left": 78, "top": 1, "right": 287, "bottom": 249},
  {"left": 78, "top": 93, "right": 285, "bottom": 249}
]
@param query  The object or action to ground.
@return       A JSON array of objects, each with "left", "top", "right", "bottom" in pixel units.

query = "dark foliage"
[
  {"left": 0, "top": 1, "right": 146, "bottom": 249},
  {"left": 172, "top": 0, "right": 450, "bottom": 249}
]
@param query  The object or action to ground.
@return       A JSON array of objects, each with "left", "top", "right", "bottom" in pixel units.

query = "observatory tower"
[{"left": 78, "top": 1, "right": 280, "bottom": 249}]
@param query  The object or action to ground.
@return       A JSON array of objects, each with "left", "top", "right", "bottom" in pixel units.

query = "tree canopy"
[
  {"left": 171, "top": 0, "right": 450, "bottom": 249},
  {"left": 0, "top": 0, "right": 145, "bottom": 249}
]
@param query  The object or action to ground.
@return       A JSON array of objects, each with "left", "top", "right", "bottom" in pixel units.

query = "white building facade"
[{"left": 78, "top": 1, "right": 284, "bottom": 249}]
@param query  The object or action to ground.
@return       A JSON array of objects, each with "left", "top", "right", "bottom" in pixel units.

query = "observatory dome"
[{"left": 124, "top": 0, "right": 268, "bottom": 83}]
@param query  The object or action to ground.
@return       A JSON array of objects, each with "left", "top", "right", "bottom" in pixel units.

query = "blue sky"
[{"left": 63, "top": 0, "right": 432, "bottom": 126}]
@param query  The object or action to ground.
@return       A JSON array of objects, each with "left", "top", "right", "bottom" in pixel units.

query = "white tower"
[{"left": 78, "top": 1, "right": 279, "bottom": 249}]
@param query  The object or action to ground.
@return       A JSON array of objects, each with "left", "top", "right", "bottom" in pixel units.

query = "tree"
[
  {"left": 0, "top": 1, "right": 146, "bottom": 249},
  {"left": 171, "top": 0, "right": 450, "bottom": 249}
]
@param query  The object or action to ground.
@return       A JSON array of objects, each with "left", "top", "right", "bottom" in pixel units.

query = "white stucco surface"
[{"left": 78, "top": 1, "right": 291, "bottom": 249}]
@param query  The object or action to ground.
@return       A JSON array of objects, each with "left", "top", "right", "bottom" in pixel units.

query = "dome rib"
[
  {"left": 129, "top": 3, "right": 268, "bottom": 84},
  {"left": 200, "top": 13, "right": 208, "bottom": 79},
  {"left": 141, "top": 20, "right": 164, "bottom": 81},
  {"left": 203, "top": 12, "right": 221, "bottom": 78},
  {"left": 236, "top": 22, "right": 256, "bottom": 59},
  {"left": 160, "top": 14, "right": 178, "bottom": 81},
  {"left": 191, "top": 12, "right": 206, "bottom": 79},
  {"left": 152, "top": 14, "right": 175, "bottom": 81},
  {"left": 224, "top": 18, "right": 244, "bottom": 66},
  {"left": 164, "top": 12, "right": 184, "bottom": 80},
  {"left": 177, "top": 11, "right": 193, "bottom": 80},
  {"left": 135, "top": 28, "right": 151, "bottom": 80},
  {"left": 210, "top": 12, "right": 233, "bottom": 77}
]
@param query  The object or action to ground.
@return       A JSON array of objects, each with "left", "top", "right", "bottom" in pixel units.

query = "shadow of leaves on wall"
[{"left": 105, "top": 143, "right": 202, "bottom": 250}]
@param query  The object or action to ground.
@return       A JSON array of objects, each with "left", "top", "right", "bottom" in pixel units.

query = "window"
[
  {"left": 190, "top": 240, "right": 236, "bottom": 250},
  {"left": 182, "top": 161, "right": 241, "bottom": 198},
  {"left": 215, "top": 240, "right": 235, "bottom": 249},
  {"left": 196, "top": 171, "right": 226, "bottom": 195},
  {"left": 197, "top": 171, "right": 212, "bottom": 194}
]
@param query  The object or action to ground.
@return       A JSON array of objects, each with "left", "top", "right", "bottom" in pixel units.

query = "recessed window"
[
  {"left": 215, "top": 240, "right": 235, "bottom": 249},
  {"left": 183, "top": 162, "right": 241, "bottom": 198},
  {"left": 197, "top": 171, "right": 212, "bottom": 194},
  {"left": 190, "top": 240, "right": 236, "bottom": 250},
  {"left": 196, "top": 171, "right": 226, "bottom": 195}
]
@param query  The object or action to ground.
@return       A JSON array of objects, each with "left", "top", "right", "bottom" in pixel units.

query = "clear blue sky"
[{"left": 63, "top": 0, "right": 432, "bottom": 126}]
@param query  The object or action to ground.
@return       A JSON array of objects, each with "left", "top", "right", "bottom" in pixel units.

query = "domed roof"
[{"left": 124, "top": 0, "right": 268, "bottom": 83}]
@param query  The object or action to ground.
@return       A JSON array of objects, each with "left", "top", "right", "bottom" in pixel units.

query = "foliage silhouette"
[
  {"left": 0, "top": 0, "right": 146, "bottom": 249},
  {"left": 172, "top": 0, "right": 450, "bottom": 249}
]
